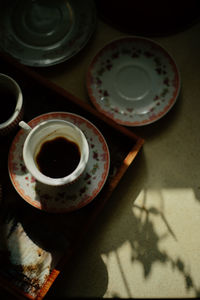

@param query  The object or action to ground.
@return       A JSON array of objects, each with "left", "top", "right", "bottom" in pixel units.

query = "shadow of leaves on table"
[
  {"left": 45, "top": 150, "right": 200, "bottom": 298},
  {"left": 98, "top": 191, "right": 200, "bottom": 298},
  {"left": 131, "top": 202, "right": 200, "bottom": 296}
]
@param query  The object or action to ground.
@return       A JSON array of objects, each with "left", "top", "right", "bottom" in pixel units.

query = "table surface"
[{"left": 30, "top": 15, "right": 200, "bottom": 299}]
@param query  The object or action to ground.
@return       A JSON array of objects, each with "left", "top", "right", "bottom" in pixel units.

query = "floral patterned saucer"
[
  {"left": 87, "top": 36, "right": 181, "bottom": 126},
  {"left": 0, "top": 0, "right": 96, "bottom": 67},
  {"left": 8, "top": 112, "right": 110, "bottom": 213}
]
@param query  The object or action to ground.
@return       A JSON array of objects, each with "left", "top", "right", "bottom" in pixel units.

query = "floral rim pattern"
[
  {"left": 8, "top": 112, "right": 110, "bottom": 213},
  {"left": 87, "top": 36, "right": 180, "bottom": 126}
]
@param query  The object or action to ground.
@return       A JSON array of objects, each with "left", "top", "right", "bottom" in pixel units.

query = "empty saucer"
[{"left": 87, "top": 36, "right": 181, "bottom": 126}]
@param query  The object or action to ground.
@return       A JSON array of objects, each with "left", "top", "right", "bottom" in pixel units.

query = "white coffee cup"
[
  {"left": 0, "top": 73, "right": 23, "bottom": 136},
  {"left": 20, "top": 119, "right": 89, "bottom": 186}
]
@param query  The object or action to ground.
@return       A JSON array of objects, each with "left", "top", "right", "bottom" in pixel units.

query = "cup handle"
[{"left": 19, "top": 121, "right": 32, "bottom": 132}]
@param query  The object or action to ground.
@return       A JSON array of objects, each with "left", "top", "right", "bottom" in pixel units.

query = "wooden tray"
[{"left": 0, "top": 53, "right": 144, "bottom": 300}]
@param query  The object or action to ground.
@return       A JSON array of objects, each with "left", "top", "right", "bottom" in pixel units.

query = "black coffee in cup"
[{"left": 35, "top": 136, "right": 81, "bottom": 178}]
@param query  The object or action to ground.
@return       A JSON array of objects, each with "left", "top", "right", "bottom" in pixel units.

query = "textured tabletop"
[{"left": 36, "top": 17, "right": 200, "bottom": 299}]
